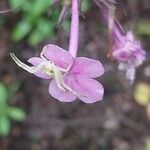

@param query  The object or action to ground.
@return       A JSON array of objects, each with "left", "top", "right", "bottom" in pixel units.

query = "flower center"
[{"left": 43, "top": 64, "right": 55, "bottom": 77}]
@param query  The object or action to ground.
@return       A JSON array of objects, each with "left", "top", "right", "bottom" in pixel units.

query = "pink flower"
[
  {"left": 11, "top": 44, "right": 104, "bottom": 103},
  {"left": 31, "top": 44, "right": 104, "bottom": 103},
  {"left": 113, "top": 30, "right": 146, "bottom": 65},
  {"left": 97, "top": 0, "right": 146, "bottom": 83},
  {"left": 112, "top": 27, "right": 146, "bottom": 83},
  {"left": 10, "top": 0, "right": 105, "bottom": 103}
]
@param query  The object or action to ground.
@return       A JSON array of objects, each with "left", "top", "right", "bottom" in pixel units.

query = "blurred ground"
[{"left": 0, "top": 0, "right": 150, "bottom": 150}]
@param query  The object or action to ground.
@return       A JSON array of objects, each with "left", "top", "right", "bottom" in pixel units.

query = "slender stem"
[
  {"left": 58, "top": 5, "right": 68, "bottom": 24},
  {"left": 69, "top": 0, "right": 79, "bottom": 58},
  {"left": 107, "top": 6, "right": 115, "bottom": 60}
]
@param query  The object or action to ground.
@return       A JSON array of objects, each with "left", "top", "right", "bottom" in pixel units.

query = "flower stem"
[
  {"left": 69, "top": 0, "right": 79, "bottom": 58},
  {"left": 107, "top": 6, "right": 115, "bottom": 60}
]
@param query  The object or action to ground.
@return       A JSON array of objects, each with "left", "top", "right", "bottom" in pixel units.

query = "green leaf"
[
  {"left": 28, "top": 19, "right": 55, "bottom": 46},
  {"left": 30, "top": 0, "right": 52, "bottom": 17},
  {"left": 12, "top": 20, "right": 31, "bottom": 41},
  {"left": 37, "top": 19, "right": 55, "bottom": 38},
  {"left": 8, "top": 107, "right": 26, "bottom": 121},
  {"left": 0, "top": 116, "right": 11, "bottom": 136},
  {"left": 28, "top": 30, "right": 43, "bottom": 46},
  {"left": 51, "top": 8, "right": 60, "bottom": 22},
  {"left": 0, "top": 106, "right": 9, "bottom": 116},
  {"left": 0, "top": 83, "right": 8, "bottom": 105},
  {"left": 81, "top": 0, "right": 90, "bottom": 13},
  {"left": 9, "top": 0, "right": 25, "bottom": 9},
  {"left": 22, "top": 1, "right": 32, "bottom": 13}
]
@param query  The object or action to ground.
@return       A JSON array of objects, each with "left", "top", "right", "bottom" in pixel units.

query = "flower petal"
[
  {"left": 49, "top": 79, "right": 77, "bottom": 102},
  {"left": 71, "top": 57, "right": 104, "bottom": 78},
  {"left": 113, "top": 49, "right": 130, "bottom": 62},
  {"left": 126, "top": 31, "right": 134, "bottom": 41},
  {"left": 66, "top": 75, "right": 104, "bottom": 103},
  {"left": 42, "top": 44, "right": 74, "bottom": 69},
  {"left": 28, "top": 57, "right": 51, "bottom": 79},
  {"left": 126, "top": 68, "right": 135, "bottom": 84}
]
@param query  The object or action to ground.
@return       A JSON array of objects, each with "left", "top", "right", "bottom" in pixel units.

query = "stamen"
[
  {"left": 10, "top": 53, "right": 80, "bottom": 97},
  {"left": 10, "top": 53, "right": 34, "bottom": 73},
  {"left": 10, "top": 53, "right": 46, "bottom": 74}
]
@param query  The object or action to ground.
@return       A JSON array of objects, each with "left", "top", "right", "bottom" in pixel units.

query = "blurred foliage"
[
  {"left": 0, "top": 82, "right": 26, "bottom": 137},
  {"left": 7, "top": 0, "right": 91, "bottom": 46},
  {"left": 81, "top": 0, "right": 91, "bottom": 13},
  {"left": 145, "top": 138, "right": 150, "bottom": 150},
  {"left": 9, "top": 0, "right": 59, "bottom": 46},
  {"left": 134, "top": 82, "right": 150, "bottom": 120},
  {"left": 136, "top": 21, "right": 150, "bottom": 36}
]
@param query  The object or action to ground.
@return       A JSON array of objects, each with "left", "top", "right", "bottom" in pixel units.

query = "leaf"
[
  {"left": 28, "top": 30, "right": 43, "bottom": 46},
  {"left": 29, "top": 0, "right": 52, "bottom": 17},
  {"left": 0, "top": 116, "right": 11, "bottom": 136},
  {"left": 38, "top": 19, "right": 55, "bottom": 38},
  {"left": 81, "top": 0, "right": 90, "bottom": 13},
  {"left": 134, "top": 83, "right": 150, "bottom": 106},
  {"left": 8, "top": 107, "right": 26, "bottom": 121},
  {"left": 0, "top": 106, "right": 9, "bottom": 116},
  {"left": 12, "top": 19, "right": 31, "bottom": 41},
  {"left": 0, "top": 83, "right": 8, "bottom": 105},
  {"left": 9, "top": 0, "right": 25, "bottom": 9},
  {"left": 28, "top": 19, "right": 55, "bottom": 46},
  {"left": 51, "top": 8, "right": 60, "bottom": 22},
  {"left": 22, "top": 0, "right": 32, "bottom": 13}
]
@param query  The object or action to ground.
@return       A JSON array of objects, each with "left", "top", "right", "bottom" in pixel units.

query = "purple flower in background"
[
  {"left": 10, "top": 44, "right": 104, "bottom": 103},
  {"left": 96, "top": 0, "right": 146, "bottom": 83},
  {"left": 112, "top": 31, "right": 146, "bottom": 64},
  {"left": 112, "top": 25, "right": 146, "bottom": 83}
]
